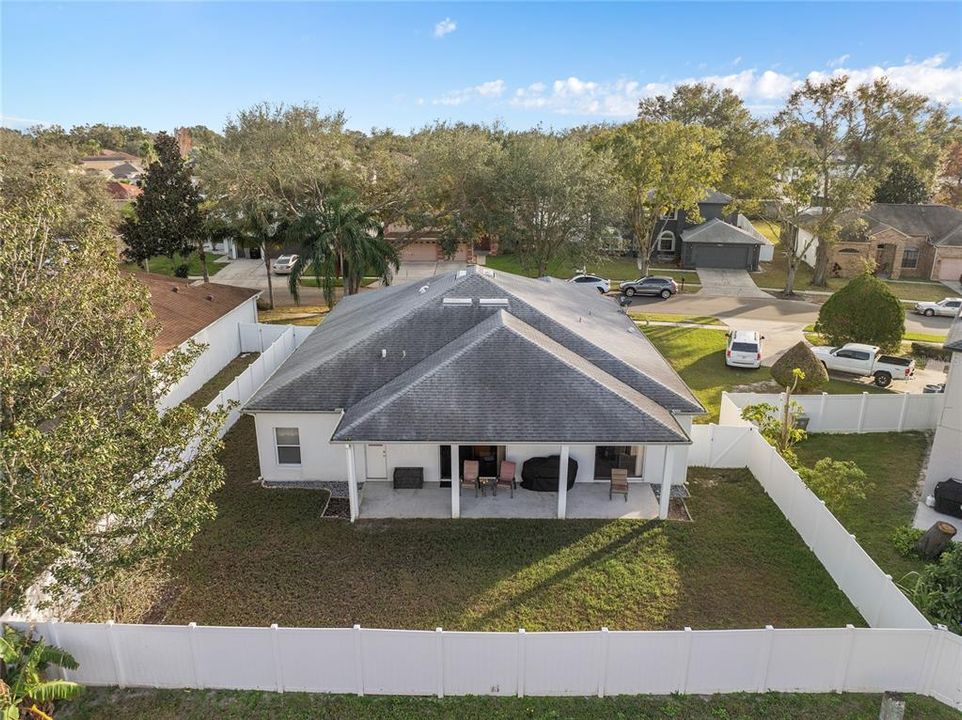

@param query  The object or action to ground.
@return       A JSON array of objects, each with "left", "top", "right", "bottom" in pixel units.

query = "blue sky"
[{"left": 3, "top": 2, "right": 961, "bottom": 134}]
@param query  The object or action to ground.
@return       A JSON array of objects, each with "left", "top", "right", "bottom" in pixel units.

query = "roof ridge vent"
[
  {"left": 456, "top": 270, "right": 467, "bottom": 278},
  {"left": 479, "top": 297, "right": 508, "bottom": 306},
  {"left": 442, "top": 297, "right": 473, "bottom": 306}
]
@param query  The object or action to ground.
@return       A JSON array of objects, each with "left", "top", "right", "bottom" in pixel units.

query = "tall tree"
[
  {"left": 0, "top": 171, "right": 226, "bottom": 613},
  {"left": 637, "top": 83, "right": 777, "bottom": 204},
  {"left": 936, "top": 139, "right": 962, "bottom": 208},
  {"left": 496, "top": 132, "right": 620, "bottom": 276},
  {"left": 285, "top": 191, "right": 399, "bottom": 306},
  {"left": 873, "top": 161, "right": 931, "bottom": 204},
  {"left": 592, "top": 120, "right": 724, "bottom": 275},
  {"left": 121, "top": 131, "right": 203, "bottom": 273},
  {"left": 774, "top": 76, "right": 951, "bottom": 287}
]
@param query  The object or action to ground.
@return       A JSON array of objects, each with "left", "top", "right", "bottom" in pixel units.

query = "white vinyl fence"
[
  {"left": 688, "top": 424, "right": 931, "bottom": 630},
  {"left": 9, "top": 621, "right": 959, "bottom": 709},
  {"left": 719, "top": 391, "right": 945, "bottom": 434}
]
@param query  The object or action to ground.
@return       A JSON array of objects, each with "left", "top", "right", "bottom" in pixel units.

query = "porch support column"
[
  {"left": 450, "top": 444, "right": 460, "bottom": 519},
  {"left": 346, "top": 443, "right": 359, "bottom": 523},
  {"left": 659, "top": 445, "right": 676, "bottom": 520},
  {"left": 557, "top": 444, "right": 570, "bottom": 519}
]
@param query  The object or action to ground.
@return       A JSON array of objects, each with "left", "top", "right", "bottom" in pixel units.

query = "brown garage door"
[
  {"left": 448, "top": 242, "right": 469, "bottom": 262},
  {"left": 938, "top": 258, "right": 962, "bottom": 281},
  {"left": 401, "top": 242, "right": 438, "bottom": 263}
]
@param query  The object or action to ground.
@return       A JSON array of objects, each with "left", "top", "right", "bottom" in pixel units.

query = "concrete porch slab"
[{"left": 359, "top": 481, "right": 660, "bottom": 520}]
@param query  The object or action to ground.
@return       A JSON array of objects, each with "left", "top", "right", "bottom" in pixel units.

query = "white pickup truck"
[{"left": 811, "top": 342, "right": 915, "bottom": 388}]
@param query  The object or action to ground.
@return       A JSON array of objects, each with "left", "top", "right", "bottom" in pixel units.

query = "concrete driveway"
[
  {"left": 210, "top": 258, "right": 337, "bottom": 306},
  {"left": 389, "top": 261, "right": 466, "bottom": 286},
  {"left": 695, "top": 268, "right": 770, "bottom": 298}
]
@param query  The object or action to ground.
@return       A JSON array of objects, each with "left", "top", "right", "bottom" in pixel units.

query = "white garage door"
[
  {"left": 401, "top": 242, "right": 438, "bottom": 263},
  {"left": 938, "top": 258, "right": 962, "bottom": 281}
]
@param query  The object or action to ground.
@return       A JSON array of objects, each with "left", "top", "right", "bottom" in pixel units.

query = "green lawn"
[
  {"left": 60, "top": 689, "right": 958, "bottom": 720},
  {"left": 183, "top": 353, "right": 260, "bottom": 410},
  {"left": 125, "top": 252, "right": 224, "bottom": 278},
  {"left": 803, "top": 324, "right": 947, "bottom": 344},
  {"left": 795, "top": 432, "right": 930, "bottom": 583},
  {"left": 640, "top": 326, "right": 890, "bottom": 423},
  {"left": 298, "top": 276, "right": 378, "bottom": 288},
  {"left": 630, "top": 311, "right": 722, "bottom": 326},
  {"left": 155, "top": 417, "right": 859, "bottom": 631},
  {"left": 258, "top": 305, "right": 328, "bottom": 327},
  {"left": 485, "top": 253, "right": 642, "bottom": 281}
]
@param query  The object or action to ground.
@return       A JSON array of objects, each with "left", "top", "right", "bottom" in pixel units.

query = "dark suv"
[{"left": 619, "top": 276, "right": 679, "bottom": 299}]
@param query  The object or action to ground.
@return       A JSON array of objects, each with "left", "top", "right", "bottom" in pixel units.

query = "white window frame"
[
  {"left": 658, "top": 231, "right": 676, "bottom": 252},
  {"left": 275, "top": 427, "right": 302, "bottom": 466}
]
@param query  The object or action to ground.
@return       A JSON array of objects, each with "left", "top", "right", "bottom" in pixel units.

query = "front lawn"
[
  {"left": 641, "top": 326, "right": 890, "bottom": 422},
  {"left": 795, "top": 432, "right": 929, "bottom": 583},
  {"left": 485, "top": 253, "right": 642, "bottom": 281},
  {"left": 630, "top": 311, "right": 722, "bottom": 326},
  {"left": 60, "top": 688, "right": 958, "bottom": 720},
  {"left": 124, "top": 251, "right": 223, "bottom": 278},
  {"left": 155, "top": 417, "right": 859, "bottom": 631}
]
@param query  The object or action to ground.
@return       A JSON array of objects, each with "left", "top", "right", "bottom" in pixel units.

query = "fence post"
[
  {"left": 857, "top": 392, "right": 868, "bottom": 433},
  {"left": 818, "top": 392, "right": 828, "bottom": 431},
  {"left": 270, "top": 623, "right": 284, "bottom": 693},
  {"left": 105, "top": 620, "right": 126, "bottom": 688},
  {"left": 755, "top": 625, "right": 775, "bottom": 692},
  {"left": 516, "top": 629, "right": 526, "bottom": 698},
  {"left": 680, "top": 627, "right": 694, "bottom": 693},
  {"left": 834, "top": 624, "right": 856, "bottom": 692},
  {"left": 353, "top": 624, "right": 364, "bottom": 696},
  {"left": 435, "top": 628, "right": 444, "bottom": 699},
  {"left": 597, "top": 627, "right": 609, "bottom": 698},
  {"left": 897, "top": 392, "right": 909, "bottom": 432},
  {"left": 187, "top": 622, "right": 202, "bottom": 689}
]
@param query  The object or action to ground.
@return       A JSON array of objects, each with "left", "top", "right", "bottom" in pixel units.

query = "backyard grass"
[
  {"left": 182, "top": 353, "right": 259, "bottom": 410},
  {"left": 124, "top": 251, "right": 224, "bottom": 278},
  {"left": 59, "top": 688, "right": 959, "bottom": 720},
  {"left": 640, "top": 326, "right": 890, "bottom": 422},
  {"left": 795, "top": 432, "right": 930, "bottom": 583},
  {"left": 156, "top": 417, "right": 860, "bottom": 631}
]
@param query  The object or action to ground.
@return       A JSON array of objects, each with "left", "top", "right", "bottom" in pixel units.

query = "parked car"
[
  {"left": 725, "top": 330, "right": 764, "bottom": 369},
  {"left": 810, "top": 342, "right": 915, "bottom": 387},
  {"left": 619, "top": 276, "right": 678, "bottom": 299},
  {"left": 913, "top": 297, "right": 962, "bottom": 317},
  {"left": 568, "top": 274, "right": 611, "bottom": 294},
  {"left": 272, "top": 254, "right": 299, "bottom": 275}
]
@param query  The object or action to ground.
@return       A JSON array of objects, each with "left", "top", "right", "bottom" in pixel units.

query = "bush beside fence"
[{"left": 719, "top": 391, "right": 944, "bottom": 434}]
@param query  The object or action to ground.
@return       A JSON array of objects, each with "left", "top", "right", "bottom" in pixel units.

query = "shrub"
[
  {"left": 815, "top": 273, "right": 905, "bottom": 352},
  {"left": 173, "top": 262, "right": 190, "bottom": 278},
  {"left": 771, "top": 341, "right": 829, "bottom": 392},
  {"left": 904, "top": 544, "right": 962, "bottom": 632},
  {"left": 911, "top": 342, "right": 951, "bottom": 363},
  {"left": 892, "top": 525, "right": 925, "bottom": 558},
  {"left": 799, "top": 457, "right": 872, "bottom": 514},
  {"left": 0, "top": 625, "right": 84, "bottom": 718}
]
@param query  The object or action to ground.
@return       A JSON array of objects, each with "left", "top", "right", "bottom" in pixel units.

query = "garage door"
[
  {"left": 938, "top": 258, "right": 962, "bottom": 281},
  {"left": 448, "top": 242, "right": 469, "bottom": 262},
  {"left": 689, "top": 243, "right": 752, "bottom": 269},
  {"left": 400, "top": 242, "right": 438, "bottom": 263}
]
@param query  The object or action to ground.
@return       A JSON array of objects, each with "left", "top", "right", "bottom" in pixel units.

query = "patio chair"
[
  {"left": 461, "top": 460, "right": 480, "bottom": 497},
  {"left": 494, "top": 460, "right": 517, "bottom": 498},
  {"left": 610, "top": 468, "right": 629, "bottom": 502}
]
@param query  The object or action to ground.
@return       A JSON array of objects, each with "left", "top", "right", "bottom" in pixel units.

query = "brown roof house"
[
  {"left": 788, "top": 203, "right": 962, "bottom": 282},
  {"left": 138, "top": 272, "right": 260, "bottom": 409}
]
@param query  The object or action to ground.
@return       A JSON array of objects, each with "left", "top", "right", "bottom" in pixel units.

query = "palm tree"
[
  {"left": 1, "top": 625, "right": 83, "bottom": 719},
  {"left": 228, "top": 202, "right": 284, "bottom": 310},
  {"left": 285, "top": 191, "right": 399, "bottom": 306}
]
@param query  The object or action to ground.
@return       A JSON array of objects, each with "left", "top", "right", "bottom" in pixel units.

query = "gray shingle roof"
[
  {"left": 246, "top": 266, "right": 703, "bottom": 442},
  {"left": 682, "top": 218, "right": 763, "bottom": 245},
  {"left": 701, "top": 190, "right": 733, "bottom": 205},
  {"left": 864, "top": 204, "right": 962, "bottom": 246}
]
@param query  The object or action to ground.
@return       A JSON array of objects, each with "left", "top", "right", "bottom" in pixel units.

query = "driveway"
[
  {"left": 388, "top": 261, "right": 466, "bottom": 286},
  {"left": 209, "top": 259, "right": 338, "bottom": 306},
  {"left": 695, "top": 268, "right": 770, "bottom": 298}
]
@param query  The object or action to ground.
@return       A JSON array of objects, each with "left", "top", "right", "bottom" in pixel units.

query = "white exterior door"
[{"left": 365, "top": 444, "right": 387, "bottom": 479}]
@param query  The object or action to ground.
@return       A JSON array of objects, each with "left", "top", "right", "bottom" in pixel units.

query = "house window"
[
  {"left": 658, "top": 231, "right": 676, "bottom": 252},
  {"left": 661, "top": 209, "right": 678, "bottom": 220},
  {"left": 275, "top": 427, "right": 301, "bottom": 465},
  {"left": 901, "top": 248, "right": 919, "bottom": 269}
]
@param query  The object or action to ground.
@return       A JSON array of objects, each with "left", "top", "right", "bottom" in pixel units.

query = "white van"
[{"left": 726, "top": 330, "right": 763, "bottom": 369}]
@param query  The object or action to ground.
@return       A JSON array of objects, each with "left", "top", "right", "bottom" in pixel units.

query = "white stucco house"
[
  {"left": 245, "top": 266, "right": 705, "bottom": 521},
  {"left": 139, "top": 272, "right": 261, "bottom": 410},
  {"left": 923, "top": 306, "right": 962, "bottom": 524}
]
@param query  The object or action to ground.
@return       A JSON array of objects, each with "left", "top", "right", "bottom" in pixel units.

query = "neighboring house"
[
  {"left": 105, "top": 181, "right": 142, "bottom": 203},
  {"left": 385, "top": 225, "right": 499, "bottom": 265},
  {"left": 109, "top": 161, "right": 142, "bottom": 183},
  {"left": 651, "top": 191, "right": 770, "bottom": 270},
  {"left": 787, "top": 203, "right": 962, "bottom": 281},
  {"left": 80, "top": 149, "right": 143, "bottom": 177},
  {"left": 245, "top": 266, "right": 704, "bottom": 521},
  {"left": 139, "top": 272, "right": 260, "bottom": 410}
]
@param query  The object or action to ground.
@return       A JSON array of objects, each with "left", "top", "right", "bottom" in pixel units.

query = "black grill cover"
[
  {"left": 934, "top": 478, "right": 962, "bottom": 519},
  {"left": 520, "top": 456, "right": 578, "bottom": 492}
]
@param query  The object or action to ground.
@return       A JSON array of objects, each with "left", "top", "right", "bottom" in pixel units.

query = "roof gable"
[{"left": 682, "top": 218, "right": 763, "bottom": 245}]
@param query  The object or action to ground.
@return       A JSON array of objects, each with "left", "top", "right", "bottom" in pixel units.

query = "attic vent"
[
  {"left": 418, "top": 284, "right": 430, "bottom": 294},
  {"left": 479, "top": 298, "right": 508, "bottom": 306},
  {"left": 442, "top": 297, "right": 473, "bottom": 306},
  {"left": 456, "top": 270, "right": 468, "bottom": 278},
  {"left": 380, "top": 348, "right": 387, "bottom": 358},
  {"left": 171, "top": 285, "right": 179, "bottom": 293},
  {"left": 479, "top": 268, "right": 496, "bottom": 277},
  {"left": 206, "top": 294, "right": 214, "bottom": 301}
]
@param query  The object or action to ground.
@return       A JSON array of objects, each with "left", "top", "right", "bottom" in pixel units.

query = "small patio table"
[{"left": 478, "top": 476, "right": 497, "bottom": 496}]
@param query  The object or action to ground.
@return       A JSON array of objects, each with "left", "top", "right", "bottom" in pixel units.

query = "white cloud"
[
  {"left": 433, "top": 18, "right": 456, "bottom": 38},
  {"left": 1, "top": 113, "right": 49, "bottom": 129},
  {"left": 807, "top": 54, "right": 962, "bottom": 104},
  {"left": 433, "top": 79, "right": 505, "bottom": 106},
  {"left": 827, "top": 53, "right": 851, "bottom": 68},
  {"left": 732, "top": 56, "right": 742, "bottom": 67}
]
